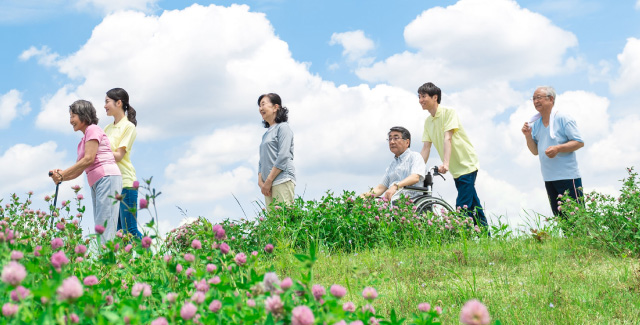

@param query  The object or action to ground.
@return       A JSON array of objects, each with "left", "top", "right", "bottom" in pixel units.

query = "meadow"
[{"left": 0, "top": 167, "right": 638, "bottom": 324}]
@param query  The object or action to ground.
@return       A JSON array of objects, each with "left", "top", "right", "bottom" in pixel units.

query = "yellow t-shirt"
[
  {"left": 422, "top": 106, "right": 479, "bottom": 178},
  {"left": 104, "top": 117, "right": 137, "bottom": 188}
]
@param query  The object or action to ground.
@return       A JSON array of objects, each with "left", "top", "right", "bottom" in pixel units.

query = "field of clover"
[
  {"left": 1, "top": 178, "right": 499, "bottom": 325},
  {"left": 4, "top": 166, "right": 637, "bottom": 324}
]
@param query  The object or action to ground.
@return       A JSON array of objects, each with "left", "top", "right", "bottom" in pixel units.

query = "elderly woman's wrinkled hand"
[{"left": 49, "top": 169, "right": 63, "bottom": 185}]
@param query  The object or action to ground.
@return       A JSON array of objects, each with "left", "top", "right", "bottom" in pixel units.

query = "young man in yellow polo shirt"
[{"left": 418, "top": 82, "right": 488, "bottom": 229}]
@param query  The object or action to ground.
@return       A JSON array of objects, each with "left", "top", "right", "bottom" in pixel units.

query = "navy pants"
[
  {"left": 544, "top": 178, "right": 583, "bottom": 216},
  {"left": 454, "top": 170, "right": 488, "bottom": 227},
  {"left": 117, "top": 187, "right": 143, "bottom": 239}
]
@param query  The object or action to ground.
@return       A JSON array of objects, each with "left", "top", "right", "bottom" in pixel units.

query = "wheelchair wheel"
[{"left": 414, "top": 196, "right": 454, "bottom": 217}]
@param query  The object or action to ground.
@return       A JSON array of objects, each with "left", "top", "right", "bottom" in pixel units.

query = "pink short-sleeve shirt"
[{"left": 78, "top": 125, "right": 121, "bottom": 186}]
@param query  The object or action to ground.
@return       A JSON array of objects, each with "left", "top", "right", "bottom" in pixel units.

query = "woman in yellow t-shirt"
[{"left": 103, "top": 88, "right": 142, "bottom": 239}]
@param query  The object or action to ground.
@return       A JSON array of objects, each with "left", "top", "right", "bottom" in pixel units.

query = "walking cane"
[{"left": 48, "top": 171, "right": 60, "bottom": 229}]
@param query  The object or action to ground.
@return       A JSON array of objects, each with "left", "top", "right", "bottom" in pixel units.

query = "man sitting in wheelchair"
[{"left": 360, "top": 126, "right": 425, "bottom": 202}]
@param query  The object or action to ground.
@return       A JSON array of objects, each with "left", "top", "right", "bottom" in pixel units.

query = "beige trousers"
[{"left": 265, "top": 180, "right": 295, "bottom": 210}]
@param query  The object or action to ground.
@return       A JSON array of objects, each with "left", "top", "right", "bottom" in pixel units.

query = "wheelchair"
[{"left": 401, "top": 166, "right": 454, "bottom": 217}]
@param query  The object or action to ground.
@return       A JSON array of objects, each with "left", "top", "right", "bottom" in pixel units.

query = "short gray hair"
[
  {"left": 69, "top": 100, "right": 99, "bottom": 125},
  {"left": 536, "top": 86, "right": 556, "bottom": 100}
]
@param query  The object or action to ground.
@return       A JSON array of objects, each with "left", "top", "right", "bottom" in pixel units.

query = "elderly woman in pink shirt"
[{"left": 50, "top": 100, "right": 122, "bottom": 240}]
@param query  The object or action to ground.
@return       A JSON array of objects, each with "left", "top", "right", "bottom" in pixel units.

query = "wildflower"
[
  {"left": 343, "top": 301, "right": 356, "bottom": 312},
  {"left": 164, "top": 255, "right": 172, "bottom": 263},
  {"left": 83, "top": 276, "right": 99, "bottom": 286},
  {"left": 56, "top": 222, "right": 65, "bottom": 231},
  {"left": 247, "top": 299, "right": 256, "bottom": 307},
  {"left": 165, "top": 292, "right": 178, "bottom": 303},
  {"left": 10, "top": 286, "right": 30, "bottom": 301},
  {"left": 105, "top": 295, "right": 114, "bottom": 305},
  {"left": 281, "top": 277, "right": 293, "bottom": 290},
  {"left": 10, "top": 251, "right": 23, "bottom": 260},
  {"left": 139, "top": 198, "right": 148, "bottom": 209},
  {"left": 72, "top": 185, "right": 81, "bottom": 192},
  {"left": 265, "top": 295, "right": 284, "bottom": 315},
  {"left": 219, "top": 243, "right": 230, "bottom": 255},
  {"left": 57, "top": 276, "right": 84, "bottom": 301},
  {"left": 209, "top": 300, "right": 222, "bottom": 313},
  {"left": 312, "top": 284, "right": 326, "bottom": 301},
  {"left": 184, "top": 253, "right": 195, "bottom": 262},
  {"left": 95, "top": 225, "right": 105, "bottom": 234},
  {"left": 125, "top": 244, "right": 133, "bottom": 253},
  {"left": 69, "top": 313, "right": 79, "bottom": 323},
  {"left": 151, "top": 317, "right": 169, "bottom": 325},
  {"left": 132, "top": 283, "right": 152, "bottom": 297},
  {"left": 191, "top": 239, "right": 202, "bottom": 249},
  {"left": 77, "top": 194, "right": 83, "bottom": 200},
  {"left": 2, "top": 303, "right": 18, "bottom": 317},
  {"left": 209, "top": 276, "right": 221, "bottom": 285},
  {"left": 176, "top": 264, "right": 183, "bottom": 273},
  {"left": 206, "top": 264, "right": 217, "bottom": 273},
  {"left": 51, "top": 238, "right": 64, "bottom": 249},
  {"left": 186, "top": 267, "right": 195, "bottom": 277},
  {"left": 435, "top": 306, "right": 442, "bottom": 314},
  {"left": 362, "top": 287, "right": 378, "bottom": 300},
  {"left": 291, "top": 305, "right": 314, "bottom": 325},
  {"left": 263, "top": 272, "right": 280, "bottom": 292},
  {"left": 132, "top": 181, "right": 140, "bottom": 190},
  {"left": 251, "top": 250, "right": 258, "bottom": 256},
  {"left": 51, "top": 251, "right": 70, "bottom": 270},
  {"left": 362, "top": 304, "right": 375, "bottom": 314},
  {"left": 180, "top": 302, "right": 197, "bottom": 320},
  {"left": 460, "top": 299, "right": 490, "bottom": 325},
  {"left": 330, "top": 284, "right": 347, "bottom": 298},
  {"left": 234, "top": 253, "right": 247, "bottom": 266},
  {"left": 191, "top": 291, "right": 206, "bottom": 304},
  {"left": 44, "top": 195, "right": 51, "bottom": 202},
  {"left": 34, "top": 246, "right": 42, "bottom": 257},
  {"left": 141, "top": 236, "right": 152, "bottom": 248}
]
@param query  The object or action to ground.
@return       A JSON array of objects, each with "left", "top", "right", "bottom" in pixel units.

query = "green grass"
[{"left": 270, "top": 236, "right": 640, "bottom": 324}]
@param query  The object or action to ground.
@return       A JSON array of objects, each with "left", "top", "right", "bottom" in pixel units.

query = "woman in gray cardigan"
[{"left": 258, "top": 93, "right": 296, "bottom": 210}]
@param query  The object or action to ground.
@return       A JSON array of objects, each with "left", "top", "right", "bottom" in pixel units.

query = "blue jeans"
[
  {"left": 453, "top": 170, "right": 488, "bottom": 227},
  {"left": 117, "top": 187, "right": 142, "bottom": 238}
]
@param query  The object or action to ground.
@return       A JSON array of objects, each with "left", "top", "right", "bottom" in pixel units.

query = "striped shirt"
[{"left": 381, "top": 149, "right": 426, "bottom": 199}]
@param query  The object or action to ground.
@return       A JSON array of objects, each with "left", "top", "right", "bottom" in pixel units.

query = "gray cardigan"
[{"left": 259, "top": 122, "right": 296, "bottom": 185}]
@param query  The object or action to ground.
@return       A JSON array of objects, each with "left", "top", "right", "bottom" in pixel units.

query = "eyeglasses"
[
  {"left": 531, "top": 95, "right": 549, "bottom": 101},
  {"left": 387, "top": 137, "right": 406, "bottom": 142}
]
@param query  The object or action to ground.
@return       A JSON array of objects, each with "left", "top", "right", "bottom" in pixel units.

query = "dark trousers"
[
  {"left": 544, "top": 178, "right": 583, "bottom": 216},
  {"left": 117, "top": 187, "right": 143, "bottom": 239},
  {"left": 454, "top": 170, "right": 488, "bottom": 227}
]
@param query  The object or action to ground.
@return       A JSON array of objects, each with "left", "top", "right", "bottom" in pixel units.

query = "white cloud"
[
  {"left": 0, "top": 90, "right": 30, "bottom": 129},
  {"left": 19, "top": 46, "right": 60, "bottom": 67},
  {"left": 329, "top": 30, "right": 375, "bottom": 65},
  {"left": 356, "top": 0, "right": 578, "bottom": 91},
  {"left": 163, "top": 125, "right": 262, "bottom": 203},
  {"left": 610, "top": 38, "right": 640, "bottom": 95},
  {"left": 637, "top": 0, "right": 640, "bottom": 10},
  {"left": 74, "top": 0, "right": 159, "bottom": 14},
  {"left": 33, "top": 4, "right": 317, "bottom": 139},
  {"left": 0, "top": 142, "right": 67, "bottom": 197},
  {"left": 0, "top": 0, "right": 157, "bottom": 22}
]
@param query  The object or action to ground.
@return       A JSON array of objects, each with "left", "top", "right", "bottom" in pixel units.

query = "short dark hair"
[
  {"left": 258, "top": 93, "right": 289, "bottom": 128},
  {"left": 389, "top": 126, "right": 411, "bottom": 146},
  {"left": 69, "top": 100, "right": 99, "bottom": 125},
  {"left": 417, "top": 82, "right": 441, "bottom": 104}
]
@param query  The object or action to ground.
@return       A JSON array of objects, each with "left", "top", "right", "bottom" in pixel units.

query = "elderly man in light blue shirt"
[
  {"left": 522, "top": 86, "right": 584, "bottom": 216},
  {"left": 361, "top": 126, "right": 425, "bottom": 201}
]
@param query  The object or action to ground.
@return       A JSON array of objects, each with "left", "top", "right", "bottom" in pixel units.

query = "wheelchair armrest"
[{"left": 404, "top": 185, "right": 428, "bottom": 191}]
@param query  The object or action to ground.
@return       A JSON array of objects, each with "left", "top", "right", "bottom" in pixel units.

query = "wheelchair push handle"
[{"left": 431, "top": 166, "right": 446, "bottom": 181}]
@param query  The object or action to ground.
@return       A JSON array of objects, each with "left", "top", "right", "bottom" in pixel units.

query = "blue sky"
[{"left": 1, "top": 0, "right": 639, "bottom": 234}]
